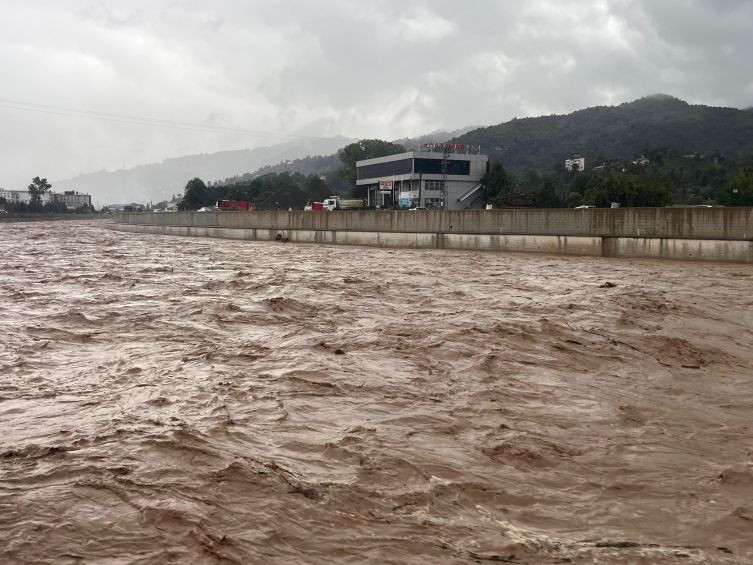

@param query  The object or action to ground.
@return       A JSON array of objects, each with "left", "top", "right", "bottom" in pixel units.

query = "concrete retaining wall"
[
  {"left": 116, "top": 207, "right": 753, "bottom": 241},
  {"left": 108, "top": 222, "right": 753, "bottom": 263}
]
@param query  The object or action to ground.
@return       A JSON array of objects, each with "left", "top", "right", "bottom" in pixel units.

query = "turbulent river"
[{"left": 1, "top": 219, "right": 752, "bottom": 563}]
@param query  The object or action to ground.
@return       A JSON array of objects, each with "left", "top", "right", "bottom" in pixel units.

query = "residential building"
[
  {"left": 565, "top": 155, "right": 585, "bottom": 172},
  {"left": 0, "top": 189, "right": 51, "bottom": 204},
  {"left": 52, "top": 191, "right": 92, "bottom": 210}
]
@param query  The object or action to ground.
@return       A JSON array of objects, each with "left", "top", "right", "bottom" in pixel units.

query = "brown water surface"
[{"left": 1, "top": 220, "right": 752, "bottom": 563}]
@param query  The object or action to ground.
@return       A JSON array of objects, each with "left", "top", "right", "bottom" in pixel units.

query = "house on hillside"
[{"left": 565, "top": 155, "right": 585, "bottom": 172}]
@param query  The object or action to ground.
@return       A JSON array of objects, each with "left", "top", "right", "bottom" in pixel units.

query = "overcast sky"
[{"left": 1, "top": 0, "right": 751, "bottom": 188}]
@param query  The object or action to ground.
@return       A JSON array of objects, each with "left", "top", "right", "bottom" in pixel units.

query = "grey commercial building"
[{"left": 356, "top": 148, "right": 488, "bottom": 210}]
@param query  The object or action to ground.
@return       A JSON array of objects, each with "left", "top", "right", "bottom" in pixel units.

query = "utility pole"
[{"left": 441, "top": 146, "right": 451, "bottom": 209}]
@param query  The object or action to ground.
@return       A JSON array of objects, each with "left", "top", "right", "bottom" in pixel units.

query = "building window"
[
  {"left": 424, "top": 198, "right": 444, "bottom": 209},
  {"left": 425, "top": 180, "right": 443, "bottom": 191},
  {"left": 357, "top": 159, "right": 413, "bottom": 180},
  {"left": 414, "top": 158, "right": 470, "bottom": 175}
]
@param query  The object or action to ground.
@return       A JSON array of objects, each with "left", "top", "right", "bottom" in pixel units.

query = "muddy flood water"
[{"left": 1, "top": 220, "right": 752, "bottom": 564}]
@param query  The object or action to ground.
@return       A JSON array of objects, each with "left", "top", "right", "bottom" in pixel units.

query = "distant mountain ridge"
[
  {"left": 53, "top": 136, "right": 355, "bottom": 204},
  {"left": 451, "top": 95, "right": 753, "bottom": 174},
  {"left": 54, "top": 95, "right": 753, "bottom": 203},
  {"left": 52, "top": 127, "right": 482, "bottom": 204},
  {"left": 217, "top": 126, "right": 481, "bottom": 187},
  {"left": 232, "top": 96, "right": 753, "bottom": 185},
  {"left": 394, "top": 125, "right": 482, "bottom": 149}
]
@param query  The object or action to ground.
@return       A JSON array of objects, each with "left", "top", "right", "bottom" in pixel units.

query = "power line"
[{"left": 0, "top": 97, "right": 349, "bottom": 145}]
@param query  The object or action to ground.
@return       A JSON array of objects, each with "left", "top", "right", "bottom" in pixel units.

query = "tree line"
[
  {"left": 177, "top": 140, "right": 753, "bottom": 210},
  {"left": 178, "top": 172, "right": 332, "bottom": 210},
  {"left": 482, "top": 149, "right": 753, "bottom": 208},
  {"left": 178, "top": 139, "right": 406, "bottom": 210}
]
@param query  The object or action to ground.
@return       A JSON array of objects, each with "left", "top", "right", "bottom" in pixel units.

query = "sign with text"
[
  {"left": 420, "top": 143, "right": 481, "bottom": 154},
  {"left": 379, "top": 180, "right": 393, "bottom": 191}
]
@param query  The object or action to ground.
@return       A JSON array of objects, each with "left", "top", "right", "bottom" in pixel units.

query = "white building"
[
  {"left": 0, "top": 189, "right": 51, "bottom": 204},
  {"left": 565, "top": 155, "right": 585, "bottom": 172},
  {"left": 356, "top": 144, "right": 488, "bottom": 209}
]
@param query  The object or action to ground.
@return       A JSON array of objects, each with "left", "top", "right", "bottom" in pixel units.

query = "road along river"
[{"left": 2, "top": 220, "right": 752, "bottom": 563}]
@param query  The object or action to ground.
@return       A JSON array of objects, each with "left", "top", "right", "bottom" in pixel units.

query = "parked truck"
[
  {"left": 217, "top": 200, "right": 256, "bottom": 211},
  {"left": 322, "top": 196, "right": 365, "bottom": 211}
]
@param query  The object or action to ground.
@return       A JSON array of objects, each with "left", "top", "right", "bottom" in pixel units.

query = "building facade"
[
  {"left": 565, "top": 155, "right": 585, "bottom": 172},
  {"left": 0, "top": 189, "right": 52, "bottom": 204},
  {"left": 54, "top": 191, "right": 92, "bottom": 210},
  {"left": 0, "top": 188, "right": 92, "bottom": 209},
  {"left": 356, "top": 146, "right": 488, "bottom": 210}
]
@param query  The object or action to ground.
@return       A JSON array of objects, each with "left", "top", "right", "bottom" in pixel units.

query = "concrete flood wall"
[
  {"left": 116, "top": 207, "right": 753, "bottom": 239},
  {"left": 110, "top": 208, "right": 753, "bottom": 263}
]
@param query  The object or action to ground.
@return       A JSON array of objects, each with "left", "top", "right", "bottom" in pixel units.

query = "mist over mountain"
[
  {"left": 218, "top": 126, "right": 481, "bottom": 188},
  {"left": 49, "top": 126, "right": 478, "bottom": 205},
  {"left": 52, "top": 137, "right": 355, "bottom": 205},
  {"left": 394, "top": 125, "right": 482, "bottom": 149}
]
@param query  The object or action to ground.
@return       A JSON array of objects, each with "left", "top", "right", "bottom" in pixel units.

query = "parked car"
[{"left": 197, "top": 206, "right": 214, "bottom": 212}]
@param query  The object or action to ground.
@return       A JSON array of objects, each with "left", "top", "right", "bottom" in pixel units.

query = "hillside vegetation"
[
  {"left": 178, "top": 95, "right": 753, "bottom": 209},
  {"left": 179, "top": 173, "right": 331, "bottom": 211},
  {"left": 453, "top": 94, "right": 753, "bottom": 175}
]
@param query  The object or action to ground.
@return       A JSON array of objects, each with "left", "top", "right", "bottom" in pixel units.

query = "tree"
[
  {"left": 75, "top": 204, "right": 96, "bottom": 214},
  {"left": 303, "top": 175, "right": 329, "bottom": 200},
  {"left": 27, "top": 176, "right": 51, "bottom": 209},
  {"left": 533, "top": 177, "right": 562, "bottom": 208},
  {"left": 179, "top": 177, "right": 210, "bottom": 210},
  {"left": 481, "top": 160, "right": 514, "bottom": 204},
  {"left": 43, "top": 200, "right": 68, "bottom": 213},
  {"left": 580, "top": 172, "right": 671, "bottom": 207},
  {"left": 717, "top": 170, "right": 753, "bottom": 206},
  {"left": 337, "top": 139, "right": 406, "bottom": 194}
]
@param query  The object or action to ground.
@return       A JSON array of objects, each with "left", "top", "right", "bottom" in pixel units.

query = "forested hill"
[{"left": 453, "top": 95, "right": 753, "bottom": 174}]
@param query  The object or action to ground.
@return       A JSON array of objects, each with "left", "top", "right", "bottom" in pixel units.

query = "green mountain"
[
  {"left": 452, "top": 94, "right": 753, "bottom": 174},
  {"left": 181, "top": 95, "right": 753, "bottom": 208}
]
